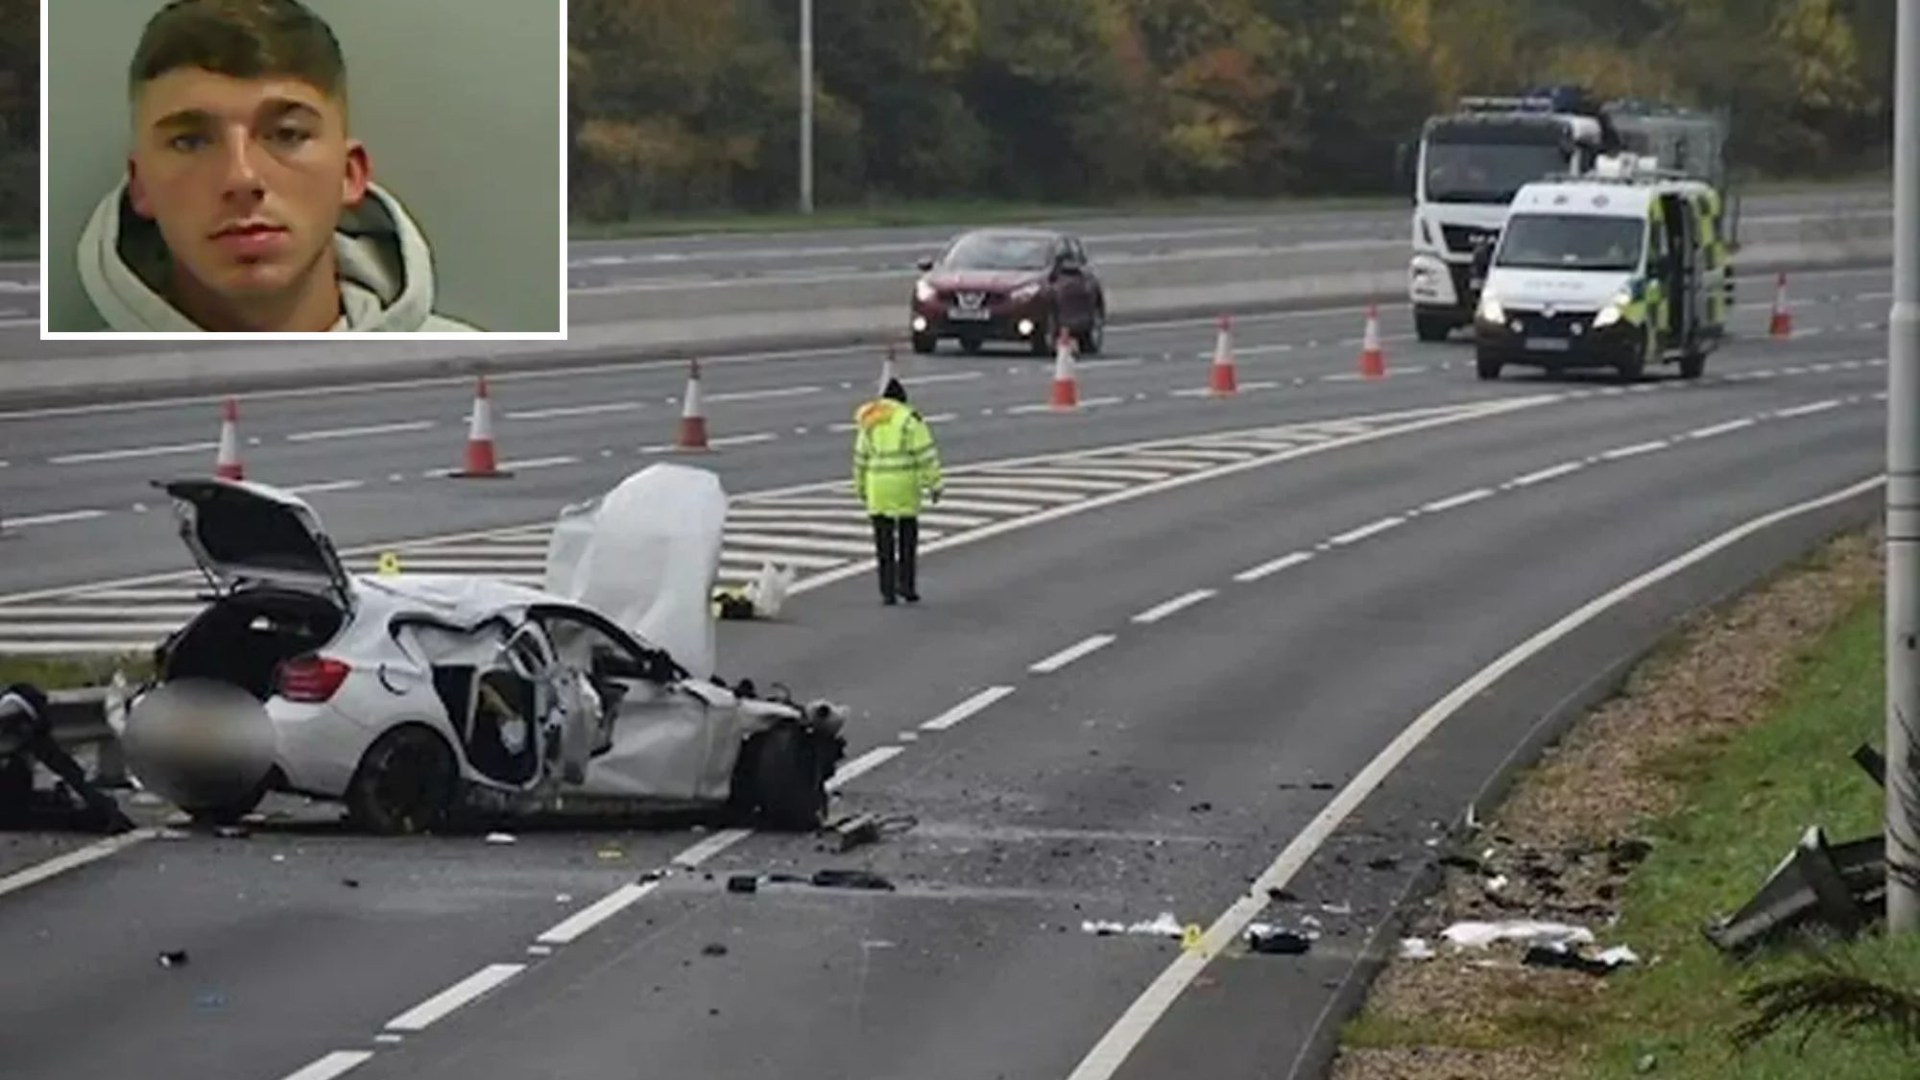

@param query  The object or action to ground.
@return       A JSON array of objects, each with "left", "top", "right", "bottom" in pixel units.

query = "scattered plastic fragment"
[
  {"left": 157, "top": 950, "right": 189, "bottom": 968},
  {"left": 1441, "top": 920, "right": 1595, "bottom": 950},
  {"left": 485, "top": 832, "right": 517, "bottom": 845},
  {"left": 1245, "top": 924, "right": 1313, "bottom": 955},
  {"left": 702, "top": 943, "right": 729, "bottom": 957},
  {"left": 1400, "top": 937, "right": 1435, "bottom": 960},
  {"left": 727, "top": 874, "right": 759, "bottom": 894}
]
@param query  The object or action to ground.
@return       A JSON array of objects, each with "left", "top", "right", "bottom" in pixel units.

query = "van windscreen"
[{"left": 1496, "top": 213, "right": 1644, "bottom": 272}]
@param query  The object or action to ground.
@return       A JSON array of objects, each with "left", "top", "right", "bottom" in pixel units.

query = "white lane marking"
[
  {"left": 673, "top": 829, "right": 753, "bottom": 868},
  {"left": 497, "top": 455, "right": 579, "bottom": 471},
  {"left": 1330, "top": 516, "right": 1406, "bottom": 547},
  {"left": 0, "top": 828, "right": 158, "bottom": 899},
  {"left": 709, "top": 432, "right": 780, "bottom": 448},
  {"left": 1131, "top": 589, "right": 1217, "bottom": 625},
  {"left": 375, "top": 1033, "right": 406, "bottom": 1044},
  {"left": 1688, "top": 418, "right": 1756, "bottom": 440},
  {"left": 706, "top": 386, "right": 820, "bottom": 404},
  {"left": 1031, "top": 634, "right": 1117, "bottom": 674},
  {"left": 1509, "top": 462, "right": 1584, "bottom": 488},
  {"left": 1421, "top": 488, "right": 1494, "bottom": 514},
  {"left": 1777, "top": 399, "right": 1843, "bottom": 418},
  {"left": 287, "top": 420, "right": 434, "bottom": 442},
  {"left": 284, "top": 480, "right": 366, "bottom": 496},
  {"left": 827, "top": 745, "right": 904, "bottom": 791},
  {"left": 922, "top": 686, "right": 1018, "bottom": 732},
  {"left": 1233, "top": 551, "right": 1312, "bottom": 583},
  {"left": 277, "top": 1051, "right": 376, "bottom": 1080},
  {"left": 1600, "top": 439, "right": 1670, "bottom": 461},
  {"left": 1066, "top": 473, "right": 1888, "bottom": 1080},
  {"left": 505, "top": 401, "right": 642, "bottom": 420},
  {"left": 2, "top": 509, "right": 108, "bottom": 528},
  {"left": 536, "top": 883, "right": 659, "bottom": 945},
  {"left": 787, "top": 397, "right": 1561, "bottom": 601},
  {"left": 385, "top": 963, "right": 526, "bottom": 1031},
  {"left": 49, "top": 441, "right": 216, "bottom": 465}
]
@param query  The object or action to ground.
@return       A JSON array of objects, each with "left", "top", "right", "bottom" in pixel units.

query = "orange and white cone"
[
  {"left": 1209, "top": 313, "right": 1238, "bottom": 397},
  {"left": 214, "top": 396, "right": 244, "bottom": 480},
  {"left": 677, "top": 358, "right": 711, "bottom": 451},
  {"left": 453, "top": 374, "right": 509, "bottom": 478},
  {"left": 1359, "top": 304, "right": 1386, "bottom": 379},
  {"left": 1769, "top": 272, "right": 1793, "bottom": 339},
  {"left": 1050, "top": 326, "right": 1079, "bottom": 411},
  {"left": 878, "top": 343, "right": 900, "bottom": 394}
]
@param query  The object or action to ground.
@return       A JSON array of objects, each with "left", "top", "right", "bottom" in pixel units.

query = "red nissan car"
[{"left": 908, "top": 228, "right": 1107, "bottom": 356}]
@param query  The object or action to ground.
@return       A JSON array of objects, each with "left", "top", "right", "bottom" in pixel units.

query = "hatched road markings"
[{"left": 0, "top": 411, "right": 1481, "bottom": 654}]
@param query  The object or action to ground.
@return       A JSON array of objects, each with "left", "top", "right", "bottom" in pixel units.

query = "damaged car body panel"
[{"left": 124, "top": 467, "right": 848, "bottom": 834}]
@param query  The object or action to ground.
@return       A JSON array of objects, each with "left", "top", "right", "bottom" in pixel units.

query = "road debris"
[
  {"left": 809, "top": 868, "right": 894, "bottom": 891},
  {"left": 1441, "top": 919, "right": 1594, "bottom": 951},
  {"left": 702, "top": 943, "right": 729, "bottom": 957},
  {"left": 726, "top": 874, "right": 759, "bottom": 894},
  {"left": 1399, "top": 938, "right": 1435, "bottom": 960},
  {"left": 157, "top": 950, "right": 189, "bottom": 968},
  {"left": 485, "top": 832, "right": 517, "bottom": 845},
  {"left": 1246, "top": 923, "right": 1315, "bottom": 955}
]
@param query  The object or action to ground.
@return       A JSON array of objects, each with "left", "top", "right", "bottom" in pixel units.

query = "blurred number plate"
[
  {"left": 1526, "top": 337, "right": 1571, "bottom": 352},
  {"left": 948, "top": 308, "right": 991, "bottom": 321}
]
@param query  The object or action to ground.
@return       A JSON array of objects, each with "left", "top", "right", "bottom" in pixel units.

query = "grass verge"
[
  {"left": 1331, "top": 526, "right": 1918, "bottom": 1079},
  {"left": 0, "top": 653, "right": 151, "bottom": 692}
]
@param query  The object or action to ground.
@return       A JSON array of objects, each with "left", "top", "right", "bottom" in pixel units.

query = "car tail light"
[{"left": 276, "top": 655, "right": 351, "bottom": 702}]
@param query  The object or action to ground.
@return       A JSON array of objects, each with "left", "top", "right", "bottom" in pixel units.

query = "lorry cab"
[{"left": 1471, "top": 160, "right": 1732, "bottom": 382}]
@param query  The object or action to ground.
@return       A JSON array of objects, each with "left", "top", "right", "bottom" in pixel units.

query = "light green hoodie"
[{"left": 76, "top": 179, "right": 482, "bottom": 332}]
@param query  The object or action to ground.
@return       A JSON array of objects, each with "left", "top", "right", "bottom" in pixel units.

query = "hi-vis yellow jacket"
[{"left": 853, "top": 399, "right": 944, "bottom": 516}]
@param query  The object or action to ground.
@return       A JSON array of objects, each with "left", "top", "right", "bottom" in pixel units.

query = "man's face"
[{"left": 128, "top": 67, "right": 368, "bottom": 300}]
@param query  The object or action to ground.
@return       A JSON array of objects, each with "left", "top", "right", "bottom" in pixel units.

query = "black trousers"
[{"left": 870, "top": 515, "right": 919, "bottom": 600}]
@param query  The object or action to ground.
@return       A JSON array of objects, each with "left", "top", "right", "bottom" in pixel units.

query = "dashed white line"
[
  {"left": 497, "top": 455, "right": 579, "bottom": 471},
  {"left": 277, "top": 1051, "right": 375, "bottom": 1080},
  {"left": 1776, "top": 399, "right": 1843, "bottom": 418},
  {"left": 1329, "top": 516, "right": 1406, "bottom": 546},
  {"left": 288, "top": 420, "right": 434, "bottom": 442},
  {"left": 283, "top": 479, "right": 366, "bottom": 496},
  {"left": 505, "top": 401, "right": 642, "bottom": 421},
  {"left": 827, "top": 745, "right": 904, "bottom": 790},
  {"left": 1600, "top": 439, "right": 1670, "bottom": 461},
  {"left": 3, "top": 509, "right": 107, "bottom": 528},
  {"left": 50, "top": 441, "right": 216, "bottom": 465},
  {"left": 1131, "top": 589, "right": 1217, "bottom": 625},
  {"left": 0, "top": 828, "right": 157, "bottom": 899},
  {"left": 673, "top": 828, "right": 752, "bottom": 868},
  {"left": 1233, "top": 551, "right": 1312, "bottom": 583},
  {"left": 709, "top": 433, "right": 780, "bottom": 448},
  {"left": 1688, "top": 417, "right": 1756, "bottom": 439},
  {"left": 1508, "top": 462, "right": 1584, "bottom": 488},
  {"left": 1031, "top": 634, "right": 1118, "bottom": 674},
  {"left": 922, "top": 685, "right": 1018, "bottom": 732},
  {"left": 1421, "top": 488, "right": 1494, "bottom": 514},
  {"left": 536, "top": 881, "right": 659, "bottom": 944},
  {"left": 386, "top": 964, "right": 526, "bottom": 1032},
  {"left": 706, "top": 385, "right": 821, "bottom": 404}
]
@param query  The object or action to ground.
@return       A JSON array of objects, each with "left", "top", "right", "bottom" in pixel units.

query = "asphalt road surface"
[
  {"left": 0, "top": 262, "right": 1896, "bottom": 1080},
  {"left": 0, "top": 186, "right": 1891, "bottom": 356}
]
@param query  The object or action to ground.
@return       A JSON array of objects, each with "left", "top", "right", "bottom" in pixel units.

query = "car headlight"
[
  {"left": 1592, "top": 290, "right": 1631, "bottom": 328},
  {"left": 1009, "top": 282, "right": 1041, "bottom": 303},
  {"left": 915, "top": 279, "right": 937, "bottom": 302},
  {"left": 1477, "top": 290, "right": 1504, "bottom": 323}
]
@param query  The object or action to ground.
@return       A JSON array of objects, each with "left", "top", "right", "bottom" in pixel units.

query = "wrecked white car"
[{"left": 119, "top": 465, "right": 848, "bottom": 835}]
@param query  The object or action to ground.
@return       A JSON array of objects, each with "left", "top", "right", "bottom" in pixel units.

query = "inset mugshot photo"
[{"left": 43, "top": 0, "right": 564, "bottom": 337}]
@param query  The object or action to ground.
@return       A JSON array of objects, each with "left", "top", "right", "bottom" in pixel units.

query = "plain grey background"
[{"left": 44, "top": 0, "right": 564, "bottom": 333}]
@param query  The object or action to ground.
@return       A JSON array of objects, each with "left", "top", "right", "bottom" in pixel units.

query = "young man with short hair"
[{"left": 77, "top": 0, "right": 481, "bottom": 332}]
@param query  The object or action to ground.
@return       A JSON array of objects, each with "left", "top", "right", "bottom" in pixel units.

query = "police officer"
[{"left": 853, "top": 378, "right": 944, "bottom": 605}]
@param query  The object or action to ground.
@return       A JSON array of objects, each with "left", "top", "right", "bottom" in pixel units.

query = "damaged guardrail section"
[{"left": 0, "top": 683, "right": 135, "bottom": 833}]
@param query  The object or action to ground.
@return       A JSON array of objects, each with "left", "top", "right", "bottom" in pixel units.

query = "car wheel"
[
  {"left": 911, "top": 332, "right": 937, "bottom": 355},
  {"left": 1617, "top": 324, "right": 1652, "bottom": 383},
  {"left": 744, "top": 724, "right": 828, "bottom": 832},
  {"left": 1415, "top": 314, "right": 1452, "bottom": 343},
  {"left": 1475, "top": 352, "right": 1502, "bottom": 380},
  {"left": 1076, "top": 307, "right": 1105, "bottom": 356},
  {"left": 346, "top": 724, "right": 458, "bottom": 835}
]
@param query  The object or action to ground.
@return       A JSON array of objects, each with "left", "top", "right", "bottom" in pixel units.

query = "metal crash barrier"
[{"left": 0, "top": 684, "right": 136, "bottom": 834}]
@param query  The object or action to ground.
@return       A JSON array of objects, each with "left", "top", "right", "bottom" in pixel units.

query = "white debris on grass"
[{"left": 1441, "top": 919, "right": 1595, "bottom": 950}]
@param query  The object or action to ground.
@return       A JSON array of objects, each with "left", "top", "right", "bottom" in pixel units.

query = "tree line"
[{"left": 0, "top": 0, "right": 1897, "bottom": 239}]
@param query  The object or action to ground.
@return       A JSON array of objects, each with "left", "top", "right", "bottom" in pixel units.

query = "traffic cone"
[
  {"left": 1769, "top": 272, "right": 1793, "bottom": 339},
  {"left": 1209, "top": 313, "right": 1238, "bottom": 397},
  {"left": 1050, "top": 326, "right": 1079, "bottom": 411},
  {"left": 452, "top": 375, "right": 510, "bottom": 478},
  {"left": 1358, "top": 305, "right": 1386, "bottom": 379},
  {"left": 878, "top": 342, "right": 899, "bottom": 394},
  {"left": 214, "top": 396, "right": 244, "bottom": 480},
  {"left": 676, "top": 358, "right": 711, "bottom": 451}
]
